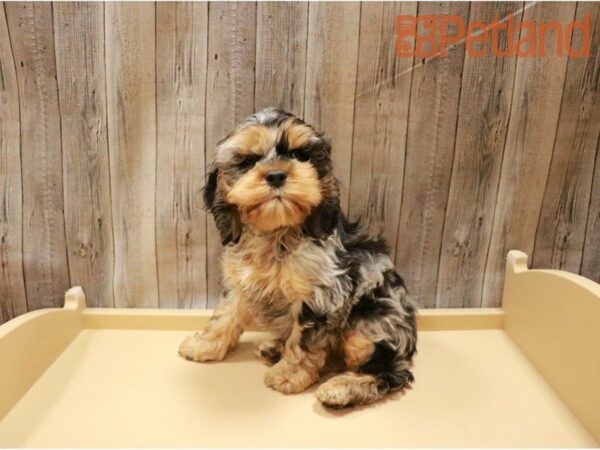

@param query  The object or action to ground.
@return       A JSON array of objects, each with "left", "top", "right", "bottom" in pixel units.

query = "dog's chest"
[{"left": 222, "top": 234, "right": 337, "bottom": 303}]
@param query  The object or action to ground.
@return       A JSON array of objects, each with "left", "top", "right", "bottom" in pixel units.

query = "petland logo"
[{"left": 396, "top": 13, "right": 591, "bottom": 58}]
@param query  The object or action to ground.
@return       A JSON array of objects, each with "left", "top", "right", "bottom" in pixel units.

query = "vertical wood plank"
[
  {"left": 255, "top": 1, "right": 308, "bottom": 116},
  {"left": 105, "top": 2, "right": 158, "bottom": 308},
  {"left": 395, "top": 2, "right": 470, "bottom": 308},
  {"left": 156, "top": 2, "right": 208, "bottom": 309},
  {"left": 0, "top": 4, "right": 27, "bottom": 322},
  {"left": 304, "top": 2, "right": 360, "bottom": 213},
  {"left": 205, "top": 2, "right": 256, "bottom": 306},
  {"left": 5, "top": 2, "right": 70, "bottom": 310},
  {"left": 53, "top": 2, "right": 114, "bottom": 308},
  {"left": 436, "top": 2, "right": 522, "bottom": 307},
  {"left": 581, "top": 138, "right": 600, "bottom": 283},
  {"left": 1, "top": 1, "right": 598, "bottom": 317},
  {"left": 533, "top": 3, "right": 600, "bottom": 273},
  {"left": 483, "top": 2, "right": 577, "bottom": 307},
  {"left": 348, "top": 1, "right": 416, "bottom": 252}
]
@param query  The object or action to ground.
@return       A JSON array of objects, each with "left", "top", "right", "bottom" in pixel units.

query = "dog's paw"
[
  {"left": 255, "top": 340, "right": 283, "bottom": 366},
  {"left": 264, "top": 360, "right": 317, "bottom": 394},
  {"left": 314, "top": 377, "right": 355, "bottom": 408},
  {"left": 178, "top": 332, "right": 226, "bottom": 362},
  {"left": 315, "top": 373, "right": 381, "bottom": 408}
]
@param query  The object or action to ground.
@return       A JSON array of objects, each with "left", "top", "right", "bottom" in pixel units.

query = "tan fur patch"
[
  {"left": 315, "top": 372, "right": 380, "bottom": 407},
  {"left": 264, "top": 357, "right": 321, "bottom": 394},
  {"left": 225, "top": 124, "right": 276, "bottom": 156},
  {"left": 222, "top": 232, "right": 317, "bottom": 308},
  {"left": 343, "top": 332, "right": 375, "bottom": 370},
  {"left": 282, "top": 119, "right": 314, "bottom": 149}
]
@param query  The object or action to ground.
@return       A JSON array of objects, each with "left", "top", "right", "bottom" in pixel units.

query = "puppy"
[{"left": 179, "top": 108, "right": 417, "bottom": 408}]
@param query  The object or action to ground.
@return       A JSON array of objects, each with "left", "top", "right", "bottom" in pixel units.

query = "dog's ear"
[
  {"left": 308, "top": 133, "right": 333, "bottom": 178},
  {"left": 302, "top": 194, "right": 340, "bottom": 240},
  {"left": 203, "top": 167, "right": 242, "bottom": 246},
  {"left": 301, "top": 134, "right": 340, "bottom": 240},
  {"left": 203, "top": 167, "right": 219, "bottom": 210}
]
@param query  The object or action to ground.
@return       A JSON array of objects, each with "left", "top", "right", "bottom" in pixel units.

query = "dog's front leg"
[
  {"left": 179, "top": 291, "right": 243, "bottom": 362},
  {"left": 264, "top": 303, "right": 330, "bottom": 394}
]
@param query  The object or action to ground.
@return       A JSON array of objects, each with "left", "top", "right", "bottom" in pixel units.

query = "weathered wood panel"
[
  {"left": 348, "top": 1, "right": 416, "bottom": 253},
  {"left": 304, "top": 2, "right": 360, "bottom": 213},
  {"left": 483, "top": 2, "right": 577, "bottom": 307},
  {"left": 5, "top": 2, "right": 70, "bottom": 310},
  {"left": 395, "top": 2, "right": 470, "bottom": 308},
  {"left": 255, "top": 2, "right": 308, "bottom": 116},
  {"left": 156, "top": 2, "right": 208, "bottom": 309},
  {"left": 0, "top": 1, "right": 599, "bottom": 324},
  {"left": 105, "top": 2, "right": 158, "bottom": 308},
  {"left": 54, "top": 2, "right": 114, "bottom": 308},
  {"left": 533, "top": 3, "right": 600, "bottom": 274},
  {"left": 205, "top": 2, "right": 256, "bottom": 305},
  {"left": 0, "top": 3, "right": 27, "bottom": 321},
  {"left": 436, "top": 2, "right": 522, "bottom": 308},
  {"left": 581, "top": 139, "right": 600, "bottom": 282}
]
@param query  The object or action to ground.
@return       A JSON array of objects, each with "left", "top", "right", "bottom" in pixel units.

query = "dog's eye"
[
  {"left": 290, "top": 148, "right": 311, "bottom": 162},
  {"left": 238, "top": 155, "right": 260, "bottom": 169}
]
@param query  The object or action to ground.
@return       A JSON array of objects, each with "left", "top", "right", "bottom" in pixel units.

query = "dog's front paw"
[
  {"left": 264, "top": 360, "right": 317, "bottom": 394},
  {"left": 178, "top": 332, "right": 227, "bottom": 362},
  {"left": 255, "top": 340, "right": 283, "bottom": 366}
]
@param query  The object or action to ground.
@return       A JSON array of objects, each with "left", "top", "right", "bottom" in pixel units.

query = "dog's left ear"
[
  {"left": 302, "top": 194, "right": 341, "bottom": 240},
  {"left": 203, "top": 167, "right": 242, "bottom": 246},
  {"left": 302, "top": 133, "right": 340, "bottom": 239}
]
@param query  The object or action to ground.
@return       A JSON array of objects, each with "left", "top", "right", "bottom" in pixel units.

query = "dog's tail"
[{"left": 314, "top": 364, "right": 414, "bottom": 408}]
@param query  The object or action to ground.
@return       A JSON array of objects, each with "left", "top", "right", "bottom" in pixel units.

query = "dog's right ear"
[{"left": 203, "top": 167, "right": 242, "bottom": 246}]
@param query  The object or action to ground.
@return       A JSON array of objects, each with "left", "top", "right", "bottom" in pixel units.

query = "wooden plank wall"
[{"left": 0, "top": 1, "right": 599, "bottom": 322}]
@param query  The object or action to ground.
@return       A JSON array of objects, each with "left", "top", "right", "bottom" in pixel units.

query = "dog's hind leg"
[
  {"left": 315, "top": 324, "right": 415, "bottom": 408},
  {"left": 315, "top": 356, "right": 414, "bottom": 408},
  {"left": 319, "top": 266, "right": 417, "bottom": 408},
  {"left": 315, "top": 372, "right": 379, "bottom": 407}
]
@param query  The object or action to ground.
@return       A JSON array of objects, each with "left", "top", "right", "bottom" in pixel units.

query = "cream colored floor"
[{"left": 0, "top": 329, "right": 596, "bottom": 448}]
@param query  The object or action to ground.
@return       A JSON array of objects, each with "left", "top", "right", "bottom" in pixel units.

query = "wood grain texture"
[
  {"left": 54, "top": 2, "right": 114, "bottom": 308},
  {"left": 436, "top": 2, "right": 522, "bottom": 308},
  {"left": 255, "top": 1, "right": 308, "bottom": 116},
  {"left": 1, "top": 1, "right": 600, "bottom": 323},
  {"left": 0, "top": 4, "right": 27, "bottom": 322},
  {"left": 205, "top": 2, "right": 256, "bottom": 306},
  {"left": 304, "top": 2, "right": 361, "bottom": 213},
  {"left": 5, "top": 2, "right": 70, "bottom": 310},
  {"left": 533, "top": 3, "right": 600, "bottom": 274},
  {"left": 105, "top": 2, "right": 158, "bottom": 308},
  {"left": 156, "top": 2, "right": 208, "bottom": 309},
  {"left": 395, "top": 2, "right": 470, "bottom": 308},
  {"left": 483, "top": 2, "right": 577, "bottom": 307},
  {"left": 581, "top": 138, "right": 600, "bottom": 283},
  {"left": 348, "top": 1, "right": 416, "bottom": 253}
]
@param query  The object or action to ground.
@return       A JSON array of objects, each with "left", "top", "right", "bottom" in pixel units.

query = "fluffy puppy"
[{"left": 179, "top": 108, "right": 417, "bottom": 408}]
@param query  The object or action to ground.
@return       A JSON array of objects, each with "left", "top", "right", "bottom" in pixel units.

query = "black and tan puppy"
[{"left": 179, "top": 108, "right": 417, "bottom": 408}]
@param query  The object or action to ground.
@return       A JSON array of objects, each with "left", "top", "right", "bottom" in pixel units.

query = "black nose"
[{"left": 265, "top": 170, "right": 287, "bottom": 188}]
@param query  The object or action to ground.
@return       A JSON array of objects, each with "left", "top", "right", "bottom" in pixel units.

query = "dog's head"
[{"left": 204, "top": 108, "right": 341, "bottom": 244}]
